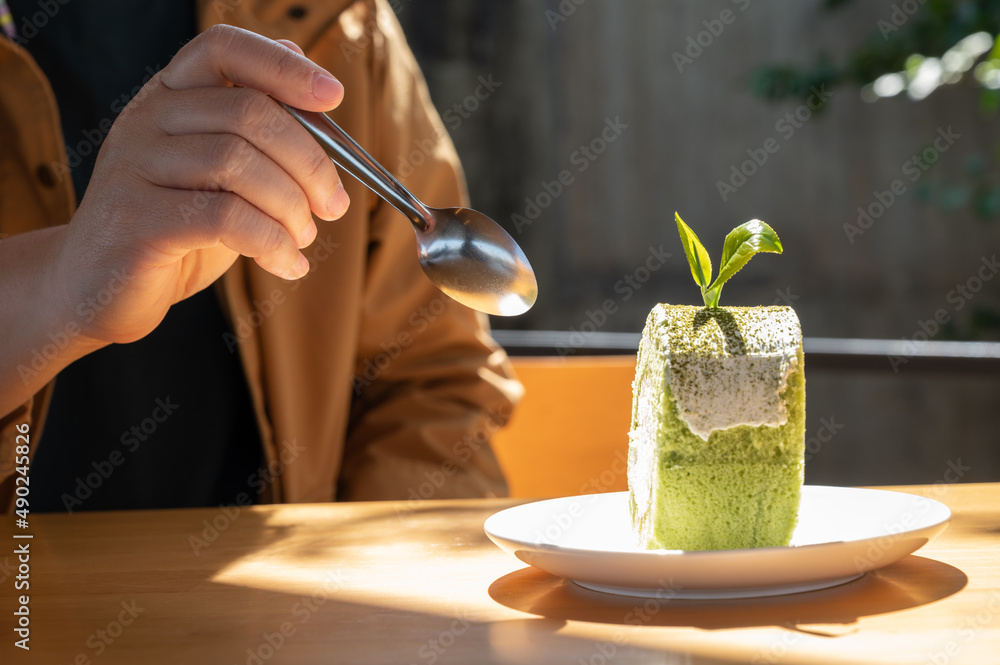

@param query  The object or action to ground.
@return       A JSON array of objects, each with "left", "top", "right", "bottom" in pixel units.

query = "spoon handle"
[{"left": 282, "top": 104, "right": 432, "bottom": 232}]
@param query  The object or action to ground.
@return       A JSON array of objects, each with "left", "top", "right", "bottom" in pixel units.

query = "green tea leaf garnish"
[
  {"left": 675, "top": 212, "right": 712, "bottom": 293},
  {"left": 675, "top": 215, "right": 783, "bottom": 308}
]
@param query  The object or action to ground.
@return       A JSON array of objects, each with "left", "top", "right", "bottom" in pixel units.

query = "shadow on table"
[
  {"left": 488, "top": 555, "right": 967, "bottom": 633},
  {"left": 19, "top": 502, "right": 518, "bottom": 664}
]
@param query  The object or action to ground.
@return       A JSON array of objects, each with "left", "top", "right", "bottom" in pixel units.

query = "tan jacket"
[{"left": 0, "top": 0, "right": 521, "bottom": 510}]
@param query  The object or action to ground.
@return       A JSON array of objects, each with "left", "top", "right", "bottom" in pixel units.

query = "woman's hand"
[{"left": 61, "top": 25, "right": 350, "bottom": 344}]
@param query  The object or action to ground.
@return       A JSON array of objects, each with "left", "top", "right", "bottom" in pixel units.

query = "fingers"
[
  {"left": 160, "top": 25, "right": 344, "bottom": 112},
  {"left": 152, "top": 86, "right": 349, "bottom": 222},
  {"left": 157, "top": 187, "right": 310, "bottom": 281},
  {"left": 139, "top": 132, "right": 317, "bottom": 248},
  {"left": 99, "top": 27, "right": 350, "bottom": 281}
]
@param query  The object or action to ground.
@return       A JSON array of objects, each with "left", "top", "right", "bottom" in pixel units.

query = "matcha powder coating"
[{"left": 627, "top": 304, "right": 806, "bottom": 551}]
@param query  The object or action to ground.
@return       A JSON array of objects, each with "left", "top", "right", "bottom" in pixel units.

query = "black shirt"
[{"left": 10, "top": 0, "right": 265, "bottom": 511}]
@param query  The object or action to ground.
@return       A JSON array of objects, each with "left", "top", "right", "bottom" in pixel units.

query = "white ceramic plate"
[{"left": 484, "top": 486, "right": 951, "bottom": 599}]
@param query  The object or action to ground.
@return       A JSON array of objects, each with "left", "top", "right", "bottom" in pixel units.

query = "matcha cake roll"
[{"left": 627, "top": 305, "right": 805, "bottom": 551}]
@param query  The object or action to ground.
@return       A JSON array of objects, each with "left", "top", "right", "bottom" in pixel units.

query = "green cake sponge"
[{"left": 627, "top": 304, "right": 805, "bottom": 551}]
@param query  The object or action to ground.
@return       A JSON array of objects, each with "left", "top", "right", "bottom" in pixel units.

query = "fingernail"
[
  {"left": 299, "top": 219, "right": 318, "bottom": 247},
  {"left": 290, "top": 253, "right": 310, "bottom": 279},
  {"left": 311, "top": 72, "right": 344, "bottom": 103},
  {"left": 328, "top": 183, "right": 350, "bottom": 218}
]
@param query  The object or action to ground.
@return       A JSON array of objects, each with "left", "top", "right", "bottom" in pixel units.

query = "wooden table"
[{"left": 3, "top": 483, "right": 998, "bottom": 664}]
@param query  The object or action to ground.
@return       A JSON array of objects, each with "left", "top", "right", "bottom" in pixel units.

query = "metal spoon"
[{"left": 282, "top": 105, "right": 537, "bottom": 317}]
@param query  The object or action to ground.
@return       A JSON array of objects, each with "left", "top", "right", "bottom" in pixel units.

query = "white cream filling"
[
  {"left": 669, "top": 350, "right": 798, "bottom": 441},
  {"left": 652, "top": 305, "right": 802, "bottom": 442}
]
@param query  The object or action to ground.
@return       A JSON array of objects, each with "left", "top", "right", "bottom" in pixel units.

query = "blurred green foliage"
[
  {"left": 752, "top": 0, "right": 1000, "bottom": 105},
  {"left": 752, "top": 0, "right": 1000, "bottom": 341}
]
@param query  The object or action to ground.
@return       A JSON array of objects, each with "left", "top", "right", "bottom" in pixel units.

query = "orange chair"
[{"left": 491, "top": 356, "right": 637, "bottom": 498}]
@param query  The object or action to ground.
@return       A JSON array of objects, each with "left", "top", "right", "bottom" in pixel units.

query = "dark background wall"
[{"left": 395, "top": 0, "right": 1000, "bottom": 485}]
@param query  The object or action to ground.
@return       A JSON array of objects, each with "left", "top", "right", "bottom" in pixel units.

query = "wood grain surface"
[{"left": 2, "top": 483, "right": 998, "bottom": 664}]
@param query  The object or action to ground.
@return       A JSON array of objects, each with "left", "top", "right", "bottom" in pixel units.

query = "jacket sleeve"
[
  {"left": 0, "top": 39, "right": 76, "bottom": 513},
  {"left": 336, "top": 0, "right": 522, "bottom": 501},
  {"left": 0, "top": 401, "right": 36, "bottom": 513}
]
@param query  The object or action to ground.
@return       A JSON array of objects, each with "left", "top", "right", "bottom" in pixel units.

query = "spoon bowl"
[
  {"left": 419, "top": 207, "right": 536, "bottom": 316},
  {"left": 283, "top": 105, "right": 537, "bottom": 316}
]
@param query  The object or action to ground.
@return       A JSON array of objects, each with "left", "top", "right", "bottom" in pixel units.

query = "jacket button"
[
  {"left": 287, "top": 5, "right": 307, "bottom": 19},
  {"left": 35, "top": 164, "right": 58, "bottom": 188}
]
